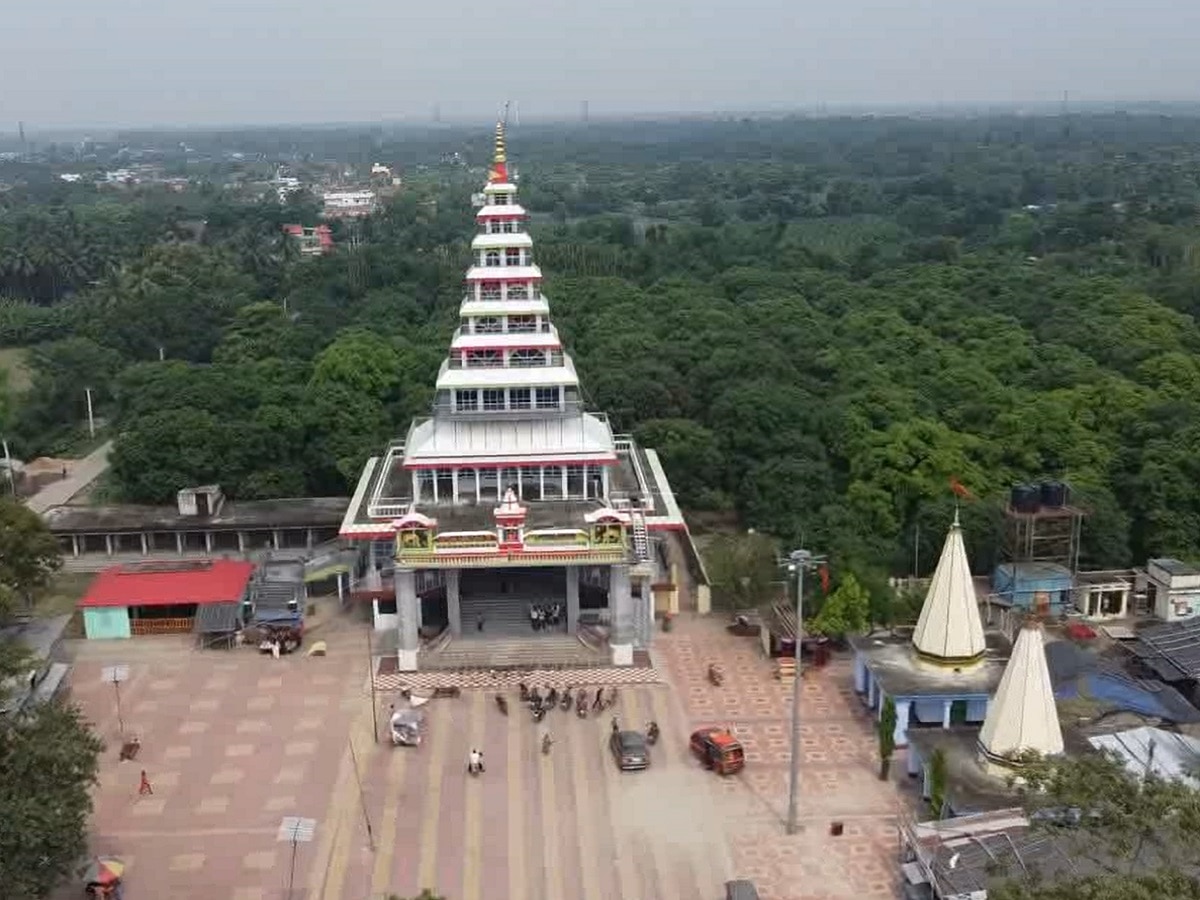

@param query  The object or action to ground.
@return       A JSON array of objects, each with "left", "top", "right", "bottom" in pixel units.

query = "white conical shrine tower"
[
  {"left": 912, "top": 511, "right": 987, "bottom": 665},
  {"left": 977, "top": 620, "right": 1063, "bottom": 769}
]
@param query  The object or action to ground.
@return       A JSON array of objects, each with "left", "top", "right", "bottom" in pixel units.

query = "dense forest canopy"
[{"left": 4, "top": 114, "right": 1200, "bottom": 584}]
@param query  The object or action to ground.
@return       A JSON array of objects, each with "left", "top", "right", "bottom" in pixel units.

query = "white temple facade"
[
  {"left": 978, "top": 620, "right": 1064, "bottom": 770},
  {"left": 340, "top": 122, "right": 686, "bottom": 670}
]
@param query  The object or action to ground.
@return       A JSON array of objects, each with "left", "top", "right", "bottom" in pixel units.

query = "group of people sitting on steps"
[{"left": 529, "top": 603, "right": 563, "bottom": 631}]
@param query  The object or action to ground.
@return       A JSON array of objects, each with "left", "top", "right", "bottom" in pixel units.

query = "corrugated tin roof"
[
  {"left": 79, "top": 560, "right": 255, "bottom": 608},
  {"left": 1089, "top": 726, "right": 1200, "bottom": 786}
]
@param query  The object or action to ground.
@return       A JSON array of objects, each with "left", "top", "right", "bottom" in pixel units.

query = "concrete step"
[{"left": 421, "top": 635, "right": 607, "bottom": 671}]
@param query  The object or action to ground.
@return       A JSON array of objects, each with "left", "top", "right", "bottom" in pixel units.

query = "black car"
[{"left": 609, "top": 729, "right": 650, "bottom": 771}]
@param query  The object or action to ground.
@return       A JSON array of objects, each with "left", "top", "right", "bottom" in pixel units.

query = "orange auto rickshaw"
[{"left": 689, "top": 726, "right": 745, "bottom": 775}]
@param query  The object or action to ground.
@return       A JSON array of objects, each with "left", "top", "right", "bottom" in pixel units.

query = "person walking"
[{"left": 138, "top": 770, "right": 153, "bottom": 795}]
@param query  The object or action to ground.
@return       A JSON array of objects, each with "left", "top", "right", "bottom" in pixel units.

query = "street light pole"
[{"left": 785, "top": 548, "right": 824, "bottom": 836}]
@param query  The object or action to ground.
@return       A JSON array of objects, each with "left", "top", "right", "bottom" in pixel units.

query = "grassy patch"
[
  {"left": 32, "top": 571, "right": 94, "bottom": 619},
  {"left": 0, "top": 346, "right": 32, "bottom": 394}
]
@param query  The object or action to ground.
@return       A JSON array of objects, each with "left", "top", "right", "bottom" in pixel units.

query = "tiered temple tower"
[{"left": 340, "top": 122, "right": 686, "bottom": 671}]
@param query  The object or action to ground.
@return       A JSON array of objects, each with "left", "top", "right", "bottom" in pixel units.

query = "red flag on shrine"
[
  {"left": 819, "top": 563, "right": 831, "bottom": 594},
  {"left": 949, "top": 477, "right": 974, "bottom": 500}
]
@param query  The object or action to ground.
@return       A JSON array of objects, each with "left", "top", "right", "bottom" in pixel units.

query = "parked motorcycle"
[
  {"left": 495, "top": 695, "right": 508, "bottom": 716},
  {"left": 708, "top": 664, "right": 724, "bottom": 687},
  {"left": 532, "top": 705, "right": 547, "bottom": 723},
  {"left": 576, "top": 693, "right": 589, "bottom": 718},
  {"left": 542, "top": 734, "right": 554, "bottom": 755},
  {"left": 519, "top": 682, "right": 531, "bottom": 703},
  {"left": 560, "top": 687, "right": 573, "bottom": 711},
  {"left": 646, "top": 721, "right": 660, "bottom": 745}
]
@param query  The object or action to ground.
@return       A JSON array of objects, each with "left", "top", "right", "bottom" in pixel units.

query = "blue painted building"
[
  {"left": 850, "top": 514, "right": 1009, "bottom": 748},
  {"left": 991, "top": 561, "right": 1074, "bottom": 612}
]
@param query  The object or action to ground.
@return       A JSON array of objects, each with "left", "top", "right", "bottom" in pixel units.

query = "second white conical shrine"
[
  {"left": 978, "top": 620, "right": 1063, "bottom": 767},
  {"left": 912, "top": 511, "right": 987, "bottom": 664}
]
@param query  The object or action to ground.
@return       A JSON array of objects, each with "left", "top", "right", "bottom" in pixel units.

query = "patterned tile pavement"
[
  {"left": 59, "top": 615, "right": 909, "bottom": 900},
  {"left": 655, "top": 616, "right": 906, "bottom": 900}
]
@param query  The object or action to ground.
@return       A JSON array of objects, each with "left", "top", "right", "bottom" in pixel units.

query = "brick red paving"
[
  {"left": 657, "top": 616, "right": 904, "bottom": 900},
  {"left": 61, "top": 616, "right": 907, "bottom": 900}
]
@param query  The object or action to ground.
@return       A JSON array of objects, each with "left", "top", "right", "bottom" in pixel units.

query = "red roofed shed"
[{"left": 79, "top": 560, "right": 255, "bottom": 638}]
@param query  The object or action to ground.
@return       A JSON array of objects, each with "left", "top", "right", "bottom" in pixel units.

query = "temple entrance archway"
[{"left": 458, "top": 567, "right": 570, "bottom": 638}]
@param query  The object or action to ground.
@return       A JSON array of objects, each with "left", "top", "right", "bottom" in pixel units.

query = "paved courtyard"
[{"left": 63, "top": 615, "right": 904, "bottom": 900}]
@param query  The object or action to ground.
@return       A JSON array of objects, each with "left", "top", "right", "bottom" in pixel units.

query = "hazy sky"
[{"left": 5, "top": 0, "right": 1199, "bottom": 128}]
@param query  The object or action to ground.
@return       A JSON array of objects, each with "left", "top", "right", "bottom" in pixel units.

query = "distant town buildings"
[
  {"left": 322, "top": 190, "right": 377, "bottom": 219},
  {"left": 282, "top": 224, "right": 334, "bottom": 256}
]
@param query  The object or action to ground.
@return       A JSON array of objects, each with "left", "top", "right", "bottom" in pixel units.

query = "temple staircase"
[
  {"left": 630, "top": 507, "right": 651, "bottom": 562},
  {"left": 420, "top": 590, "right": 609, "bottom": 670}
]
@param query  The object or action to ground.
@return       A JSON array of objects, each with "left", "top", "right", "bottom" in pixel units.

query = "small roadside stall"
[{"left": 761, "top": 601, "right": 830, "bottom": 669}]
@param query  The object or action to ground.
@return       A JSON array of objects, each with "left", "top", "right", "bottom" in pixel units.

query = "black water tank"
[
  {"left": 1011, "top": 484, "right": 1041, "bottom": 514},
  {"left": 1040, "top": 480, "right": 1068, "bottom": 508}
]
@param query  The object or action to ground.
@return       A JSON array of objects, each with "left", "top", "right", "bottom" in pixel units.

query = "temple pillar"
[
  {"left": 942, "top": 699, "right": 953, "bottom": 729},
  {"left": 635, "top": 577, "right": 653, "bottom": 648},
  {"left": 566, "top": 566, "right": 580, "bottom": 632},
  {"left": 609, "top": 564, "right": 634, "bottom": 666},
  {"left": 176, "top": 532, "right": 184, "bottom": 554},
  {"left": 105, "top": 534, "right": 113, "bottom": 556},
  {"left": 395, "top": 567, "right": 420, "bottom": 672},
  {"left": 71, "top": 535, "right": 79, "bottom": 558},
  {"left": 205, "top": 531, "right": 213, "bottom": 553},
  {"left": 894, "top": 699, "right": 912, "bottom": 748},
  {"left": 140, "top": 533, "right": 149, "bottom": 555},
  {"left": 446, "top": 568, "right": 462, "bottom": 636},
  {"left": 237, "top": 531, "right": 245, "bottom": 553}
]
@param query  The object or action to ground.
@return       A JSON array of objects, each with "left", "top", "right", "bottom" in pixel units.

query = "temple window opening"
[
  {"left": 484, "top": 249, "right": 501, "bottom": 266},
  {"left": 509, "top": 348, "right": 546, "bottom": 368},
  {"left": 480, "top": 282, "right": 502, "bottom": 300},
  {"left": 474, "top": 316, "right": 502, "bottom": 334},
  {"left": 535, "top": 386, "right": 562, "bottom": 409},
  {"left": 466, "top": 349, "right": 502, "bottom": 368},
  {"left": 507, "top": 314, "right": 536, "bottom": 333},
  {"left": 505, "top": 248, "right": 522, "bottom": 266},
  {"left": 510, "top": 387, "right": 532, "bottom": 409},
  {"left": 455, "top": 389, "right": 479, "bottom": 412},
  {"left": 482, "top": 388, "right": 506, "bottom": 411}
]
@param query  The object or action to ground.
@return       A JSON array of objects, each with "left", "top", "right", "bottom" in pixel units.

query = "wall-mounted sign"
[
  {"left": 395, "top": 528, "right": 434, "bottom": 555},
  {"left": 590, "top": 523, "right": 627, "bottom": 547},
  {"left": 435, "top": 532, "right": 500, "bottom": 551},
  {"left": 524, "top": 529, "right": 590, "bottom": 548}
]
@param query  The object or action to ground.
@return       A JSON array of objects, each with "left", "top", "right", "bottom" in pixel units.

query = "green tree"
[
  {"left": 990, "top": 753, "right": 1200, "bottom": 900},
  {"left": 0, "top": 697, "right": 104, "bottom": 900},
  {"left": 0, "top": 500, "right": 102, "bottom": 900},
  {"left": 877, "top": 696, "right": 896, "bottom": 781},
  {"left": 927, "top": 748, "right": 948, "bottom": 820},
  {"left": 0, "top": 498, "right": 63, "bottom": 616},
  {"left": 809, "top": 572, "right": 870, "bottom": 638},
  {"left": 703, "top": 532, "right": 779, "bottom": 612}
]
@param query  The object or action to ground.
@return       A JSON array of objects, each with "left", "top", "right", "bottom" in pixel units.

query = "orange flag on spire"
[{"left": 949, "top": 477, "right": 974, "bottom": 500}]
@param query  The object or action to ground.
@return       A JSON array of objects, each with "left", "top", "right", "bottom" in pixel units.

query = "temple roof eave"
[
  {"left": 465, "top": 265, "right": 543, "bottom": 281},
  {"left": 471, "top": 233, "right": 534, "bottom": 250},
  {"left": 435, "top": 362, "right": 579, "bottom": 391},
  {"left": 450, "top": 330, "right": 561, "bottom": 351},
  {"left": 476, "top": 204, "right": 527, "bottom": 219},
  {"left": 459, "top": 298, "right": 550, "bottom": 317},
  {"left": 403, "top": 412, "right": 616, "bottom": 467}
]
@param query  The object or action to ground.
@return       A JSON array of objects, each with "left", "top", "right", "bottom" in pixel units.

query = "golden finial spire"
[
  {"left": 493, "top": 120, "right": 507, "bottom": 164},
  {"left": 487, "top": 120, "right": 509, "bottom": 184}
]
